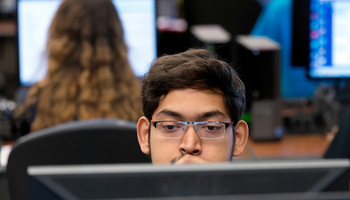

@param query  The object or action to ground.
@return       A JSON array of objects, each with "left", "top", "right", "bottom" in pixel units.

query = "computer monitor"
[
  {"left": 28, "top": 159, "right": 350, "bottom": 200},
  {"left": 308, "top": 0, "right": 350, "bottom": 79},
  {"left": 17, "top": 0, "right": 156, "bottom": 86}
]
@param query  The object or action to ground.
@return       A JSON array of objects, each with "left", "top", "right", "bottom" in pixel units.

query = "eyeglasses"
[{"left": 151, "top": 120, "right": 235, "bottom": 139}]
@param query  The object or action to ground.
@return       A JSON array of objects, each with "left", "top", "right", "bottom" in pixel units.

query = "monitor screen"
[
  {"left": 17, "top": 0, "right": 156, "bottom": 86},
  {"left": 309, "top": 0, "right": 350, "bottom": 78},
  {"left": 28, "top": 160, "right": 350, "bottom": 199}
]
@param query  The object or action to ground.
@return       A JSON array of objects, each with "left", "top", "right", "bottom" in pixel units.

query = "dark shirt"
[{"left": 324, "top": 106, "right": 350, "bottom": 159}]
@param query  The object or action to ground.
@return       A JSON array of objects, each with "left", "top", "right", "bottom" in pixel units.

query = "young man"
[{"left": 137, "top": 49, "right": 249, "bottom": 164}]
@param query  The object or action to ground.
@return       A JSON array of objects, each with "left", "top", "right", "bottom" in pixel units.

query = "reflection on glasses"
[{"left": 151, "top": 120, "right": 235, "bottom": 139}]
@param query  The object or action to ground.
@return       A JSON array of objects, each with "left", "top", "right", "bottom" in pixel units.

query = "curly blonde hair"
[{"left": 17, "top": 0, "right": 142, "bottom": 132}]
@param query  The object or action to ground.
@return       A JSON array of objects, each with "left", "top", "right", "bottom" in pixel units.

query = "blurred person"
[
  {"left": 324, "top": 106, "right": 350, "bottom": 159},
  {"left": 16, "top": 0, "right": 142, "bottom": 132}
]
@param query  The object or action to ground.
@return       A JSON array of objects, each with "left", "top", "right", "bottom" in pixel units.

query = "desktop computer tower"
[
  {"left": 250, "top": 100, "right": 284, "bottom": 141},
  {"left": 234, "top": 36, "right": 283, "bottom": 141}
]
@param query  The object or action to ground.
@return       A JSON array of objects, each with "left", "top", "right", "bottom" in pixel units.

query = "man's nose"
[{"left": 178, "top": 125, "right": 202, "bottom": 156}]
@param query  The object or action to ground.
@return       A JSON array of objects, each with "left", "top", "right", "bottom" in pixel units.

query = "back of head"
[
  {"left": 142, "top": 48, "right": 246, "bottom": 124},
  {"left": 20, "top": 0, "right": 142, "bottom": 132}
]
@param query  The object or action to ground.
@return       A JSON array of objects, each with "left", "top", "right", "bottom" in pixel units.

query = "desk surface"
[{"left": 241, "top": 133, "right": 329, "bottom": 158}]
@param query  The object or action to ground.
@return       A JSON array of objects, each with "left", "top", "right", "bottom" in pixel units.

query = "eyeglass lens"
[{"left": 156, "top": 121, "right": 226, "bottom": 139}]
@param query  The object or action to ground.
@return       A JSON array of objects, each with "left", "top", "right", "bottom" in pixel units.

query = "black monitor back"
[
  {"left": 28, "top": 160, "right": 350, "bottom": 200},
  {"left": 183, "top": 0, "right": 262, "bottom": 37},
  {"left": 292, "top": 0, "right": 309, "bottom": 67}
]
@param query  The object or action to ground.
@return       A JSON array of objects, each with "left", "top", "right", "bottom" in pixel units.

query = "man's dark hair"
[{"left": 142, "top": 48, "right": 246, "bottom": 124}]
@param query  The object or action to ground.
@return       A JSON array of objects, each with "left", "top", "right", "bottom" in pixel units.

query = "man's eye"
[
  {"left": 205, "top": 126, "right": 217, "bottom": 131},
  {"left": 164, "top": 125, "right": 175, "bottom": 130}
]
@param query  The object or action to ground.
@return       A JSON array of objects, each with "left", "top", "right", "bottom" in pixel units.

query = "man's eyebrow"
[
  {"left": 199, "top": 110, "right": 226, "bottom": 119},
  {"left": 156, "top": 109, "right": 227, "bottom": 120},
  {"left": 156, "top": 109, "right": 184, "bottom": 118}
]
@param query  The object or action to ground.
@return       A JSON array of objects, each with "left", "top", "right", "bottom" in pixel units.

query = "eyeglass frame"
[{"left": 150, "top": 120, "right": 235, "bottom": 139}]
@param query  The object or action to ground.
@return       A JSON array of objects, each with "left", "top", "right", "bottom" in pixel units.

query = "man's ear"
[
  {"left": 232, "top": 120, "right": 249, "bottom": 157},
  {"left": 137, "top": 116, "right": 151, "bottom": 155}
]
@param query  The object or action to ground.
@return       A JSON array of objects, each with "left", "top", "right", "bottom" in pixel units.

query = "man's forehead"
[{"left": 153, "top": 88, "right": 230, "bottom": 120}]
